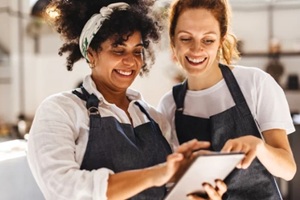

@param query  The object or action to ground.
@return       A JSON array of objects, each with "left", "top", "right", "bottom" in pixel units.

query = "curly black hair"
[{"left": 46, "top": 0, "right": 161, "bottom": 74}]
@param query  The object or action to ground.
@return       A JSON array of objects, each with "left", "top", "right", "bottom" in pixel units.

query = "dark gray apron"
[
  {"left": 73, "top": 87, "right": 172, "bottom": 200},
  {"left": 172, "top": 64, "right": 282, "bottom": 200}
]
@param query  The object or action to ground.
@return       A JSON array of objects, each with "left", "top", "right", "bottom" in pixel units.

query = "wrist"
[
  {"left": 256, "top": 137, "right": 265, "bottom": 155},
  {"left": 147, "top": 163, "right": 168, "bottom": 187}
]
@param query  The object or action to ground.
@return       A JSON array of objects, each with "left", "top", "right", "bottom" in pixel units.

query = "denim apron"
[
  {"left": 172, "top": 64, "right": 282, "bottom": 200},
  {"left": 73, "top": 87, "right": 172, "bottom": 200}
]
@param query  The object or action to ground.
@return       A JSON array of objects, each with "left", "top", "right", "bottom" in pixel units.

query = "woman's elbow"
[{"left": 283, "top": 162, "right": 297, "bottom": 181}]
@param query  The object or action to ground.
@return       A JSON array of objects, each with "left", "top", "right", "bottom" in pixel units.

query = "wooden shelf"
[{"left": 240, "top": 51, "right": 300, "bottom": 57}]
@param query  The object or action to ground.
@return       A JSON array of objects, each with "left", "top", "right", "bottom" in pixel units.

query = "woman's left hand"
[{"left": 187, "top": 180, "right": 227, "bottom": 200}]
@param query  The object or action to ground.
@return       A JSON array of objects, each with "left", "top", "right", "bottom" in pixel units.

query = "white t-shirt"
[
  {"left": 27, "top": 75, "right": 177, "bottom": 200},
  {"left": 158, "top": 65, "right": 295, "bottom": 142}
]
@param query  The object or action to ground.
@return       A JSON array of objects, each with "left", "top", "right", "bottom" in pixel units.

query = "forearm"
[
  {"left": 221, "top": 130, "right": 296, "bottom": 181},
  {"left": 257, "top": 141, "right": 296, "bottom": 181},
  {"left": 106, "top": 164, "right": 165, "bottom": 200}
]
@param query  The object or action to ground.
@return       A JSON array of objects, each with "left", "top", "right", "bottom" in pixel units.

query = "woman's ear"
[
  {"left": 87, "top": 48, "right": 96, "bottom": 68},
  {"left": 171, "top": 46, "right": 178, "bottom": 63},
  {"left": 170, "top": 37, "right": 178, "bottom": 62},
  {"left": 87, "top": 48, "right": 95, "bottom": 63}
]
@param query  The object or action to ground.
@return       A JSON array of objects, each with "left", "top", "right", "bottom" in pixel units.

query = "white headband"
[{"left": 79, "top": 2, "right": 130, "bottom": 62}]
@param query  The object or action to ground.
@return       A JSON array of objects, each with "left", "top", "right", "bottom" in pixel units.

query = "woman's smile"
[
  {"left": 114, "top": 69, "right": 134, "bottom": 76},
  {"left": 186, "top": 56, "right": 207, "bottom": 65}
]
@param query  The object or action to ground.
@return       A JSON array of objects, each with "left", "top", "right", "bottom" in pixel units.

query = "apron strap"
[
  {"left": 219, "top": 64, "right": 245, "bottom": 106},
  {"left": 134, "top": 101, "right": 156, "bottom": 123},
  {"left": 172, "top": 80, "right": 188, "bottom": 112},
  {"left": 134, "top": 101, "right": 173, "bottom": 155},
  {"left": 72, "top": 87, "right": 101, "bottom": 129},
  {"left": 219, "top": 64, "right": 253, "bottom": 117},
  {"left": 72, "top": 87, "right": 100, "bottom": 113},
  {"left": 134, "top": 101, "right": 168, "bottom": 139}
]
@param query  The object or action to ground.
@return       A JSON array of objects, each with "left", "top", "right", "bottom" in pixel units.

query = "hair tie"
[{"left": 79, "top": 2, "right": 130, "bottom": 62}]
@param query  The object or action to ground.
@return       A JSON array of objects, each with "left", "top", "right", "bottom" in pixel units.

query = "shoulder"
[
  {"left": 40, "top": 90, "right": 83, "bottom": 110},
  {"left": 233, "top": 65, "right": 270, "bottom": 81},
  {"left": 30, "top": 90, "right": 88, "bottom": 141},
  {"left": 232, "top": 65, "right": 277, "bottom": 90},
  {"left": 35, "top": 90, "right": 86, "bottom": 122},
  {"left": 157, "top": 90, "right": 174, "bottom": 110},
  {"left": 157, "top": 89, "right": 177, "bottom": 123}
]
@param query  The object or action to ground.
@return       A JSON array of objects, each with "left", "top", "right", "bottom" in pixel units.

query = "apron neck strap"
[
  {"left": 72, "top": 87, "right": 100, "bottom": 115},
  {"left": 172, "top": 80, "right": 188, "bottom": 112},
  {"left": 219, "top": 63, "right": 247, "bottom": 106},
  {"left": 219, "top": 63, "right": 253, "bottom": 117}
]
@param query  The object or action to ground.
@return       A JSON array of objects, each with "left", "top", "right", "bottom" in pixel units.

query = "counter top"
[
  {"left": 0, "top": 139, "right": 44, "bottom": 199},
  {"left": 0, "top": 139, "right": 27, "bottom": 162}
]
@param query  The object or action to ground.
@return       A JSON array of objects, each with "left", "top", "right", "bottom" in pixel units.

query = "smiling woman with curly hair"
[{"left": 48, "top": 0, "right": 159, "bottom": 73}]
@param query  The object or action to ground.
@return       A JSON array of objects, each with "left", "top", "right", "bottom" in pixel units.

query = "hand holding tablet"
[{"left": 164, "top": 152, "right": 245, "bottom": 200}]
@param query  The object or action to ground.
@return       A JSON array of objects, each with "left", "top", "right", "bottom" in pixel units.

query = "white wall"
[{"left": 0, "top": 0, "right": 29, "bottom": 123}]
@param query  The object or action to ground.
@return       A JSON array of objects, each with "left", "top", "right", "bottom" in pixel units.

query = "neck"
[
  {"left": 98, "top": 84, "right": 133, "bottom": 124},
  {"left": 96, "top": 83, "right": 129, "bottom": 109},
  {"left": 187, "top": 63, "right": 223, "bottom": 91}
]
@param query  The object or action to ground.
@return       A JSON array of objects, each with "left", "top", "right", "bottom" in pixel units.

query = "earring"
[
  {"left": 217, "top": 48, "right": 222, "bottom": 60},
  {"left": 89, "top": 62, "right": 95, "bottom": 69}
]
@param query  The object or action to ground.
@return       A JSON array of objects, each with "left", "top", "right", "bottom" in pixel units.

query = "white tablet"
[{"left": 164, "top": 152, "right": 245, "bottom": 200}]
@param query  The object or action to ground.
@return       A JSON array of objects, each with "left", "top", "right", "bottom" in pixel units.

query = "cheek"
[
  {"left": 173, "top": 45, "right": 186, "bottom": 59},
  {"left": 207, "top": 46, "right": 219, "bottom": 57},
  {"left": 135, "top": 57, "right": 144, "bottom": 68}
]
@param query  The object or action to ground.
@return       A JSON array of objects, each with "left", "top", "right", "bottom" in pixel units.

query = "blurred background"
[{"left": 0, "top": 0, "right": 300, "bottom": 199}]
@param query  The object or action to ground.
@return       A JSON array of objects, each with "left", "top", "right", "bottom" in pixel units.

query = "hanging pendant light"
[
  {"left": 31, "top": 0, "right": 51, "bottom": 19},
  {"left": 28, "top": 0, "right": 59, "bottom": 53}
]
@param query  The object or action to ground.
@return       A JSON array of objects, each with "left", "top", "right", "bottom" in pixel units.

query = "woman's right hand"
[
  {"left": 152, "top": 139, "right": 211, "bottom": 187},
  {"left": 171, "top": 139, "right": 211, "bottom": 182}
]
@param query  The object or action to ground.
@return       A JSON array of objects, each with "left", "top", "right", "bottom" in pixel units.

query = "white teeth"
[
  {"left": 187, "top": 57, "right": 205, "bottom": 64},
  {"left": 116, "top": 70, "right": 132, "bottom": 76}
]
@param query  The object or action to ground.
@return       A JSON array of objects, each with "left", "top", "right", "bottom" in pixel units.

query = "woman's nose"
[
  {"left": 191, "top": 41, "right": 203, "bottom": 52},
  {"left": 122, "top": 54, "right": 135, "bottom": 66}
]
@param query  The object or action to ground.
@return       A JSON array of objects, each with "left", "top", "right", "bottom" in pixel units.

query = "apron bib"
[
  {"left": 172, "top": 64, "right": 282, "bottom": 200},
  {"left": 73, "top": 87, "right": 172, "bottom": 200}
]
